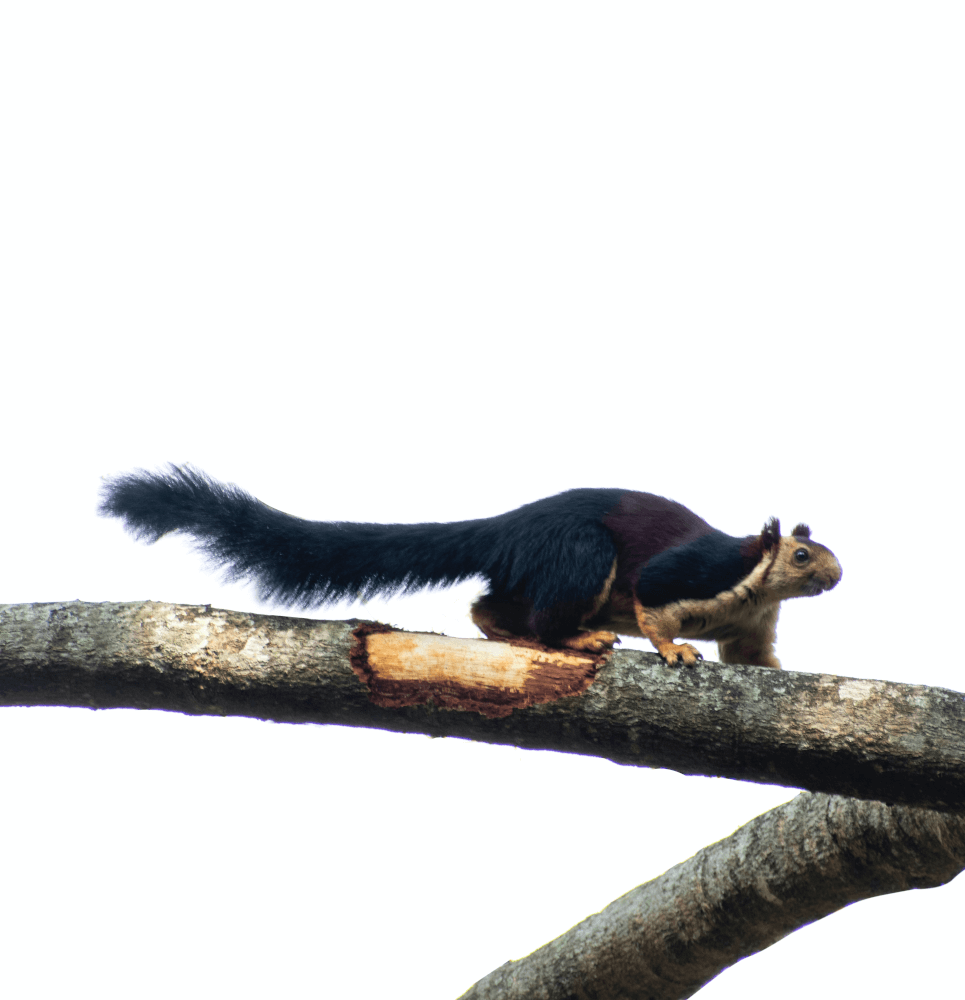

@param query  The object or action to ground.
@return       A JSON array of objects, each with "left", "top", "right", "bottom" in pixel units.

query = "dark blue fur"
[
  {"left": 99, "top": 466, "right": 623, "bottom": 614},
  {"left": 634, "top": 531, "right": 748, "bottom": 607}
]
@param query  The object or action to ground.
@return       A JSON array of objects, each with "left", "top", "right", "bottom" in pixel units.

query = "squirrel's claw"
[
  {"left": 657, "top": 641, "right": 703, "bottom": 667},
  {"left": 561, "top": 630, "right": 619, "bottom": 654}
]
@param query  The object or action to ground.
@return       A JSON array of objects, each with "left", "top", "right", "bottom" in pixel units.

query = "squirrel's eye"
[{"left": 794, "top": 548, "right": 810, "bottom": 564}]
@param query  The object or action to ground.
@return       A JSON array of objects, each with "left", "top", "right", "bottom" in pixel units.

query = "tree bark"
[
  {"left": 2, "top": 601, "right": 964, "bottom": 812},
  {"left": 4, "top": 600, "right": 965, "bottom": 998},
  {"left": 457, "top": 792, "right": 965, "bottom": 1000}
]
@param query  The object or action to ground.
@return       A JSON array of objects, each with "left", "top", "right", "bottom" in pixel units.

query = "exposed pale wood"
[
  {"left": 457, "top": 792, "right": 965, "bottom": 1000},
  {"left": 357, "top": 627, "right": 602, "bottom": 717},
  {"left": 2, "top": 601, "right": 964, "bottom": 812}
]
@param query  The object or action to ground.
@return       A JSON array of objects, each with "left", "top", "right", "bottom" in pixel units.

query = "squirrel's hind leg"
[
  {"left": 470, "top": 592, "right": 531, "bottom": 640},
  {"left": 559, "top": 630, "right": 619, "bottom": 654}
]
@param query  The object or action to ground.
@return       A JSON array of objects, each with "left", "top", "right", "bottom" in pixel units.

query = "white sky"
[{"left": 3, "top": 2, "right": 963, "bottom": 997}]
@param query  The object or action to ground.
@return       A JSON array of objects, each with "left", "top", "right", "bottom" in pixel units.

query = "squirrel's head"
[{"left": 751, "top": 518, "right": 842, "bottom": 599}]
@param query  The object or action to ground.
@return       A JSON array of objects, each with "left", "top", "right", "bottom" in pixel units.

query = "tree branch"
[
  {"left": 457, "top": 792, "right": 965, "bottom": 999},
  {"left": 4, "top": 601, "right": 965, "bottom": 997},
  {"left": 2, "top": 601, "right": 964, "bottom": 812}
]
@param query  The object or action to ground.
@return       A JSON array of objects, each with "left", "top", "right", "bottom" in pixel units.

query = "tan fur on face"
[
  {"left": 744, "top": 535, "right": 841, "bottom": 603},
  {"left": 597, "top": 534, "right": 841, "bottom": 669}
]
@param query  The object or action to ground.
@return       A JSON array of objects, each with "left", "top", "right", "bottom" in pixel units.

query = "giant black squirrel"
[{"left": 99, "top": 466, "right": 842, "bottom": 668}]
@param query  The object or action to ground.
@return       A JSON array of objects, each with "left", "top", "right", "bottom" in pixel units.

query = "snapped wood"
[{"left": 351, "top": 625, "right": 605, "bottom": 718}]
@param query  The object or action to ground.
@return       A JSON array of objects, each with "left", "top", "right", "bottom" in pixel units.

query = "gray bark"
[
  {"left": 458, "top": 792, "right": 965, "bottom": 999},
  {"left": 1, "top": 601, "right": 964, "bottom": 811},
  {"left": 3, "top": 600, "right": 965, "bottom": 997}
]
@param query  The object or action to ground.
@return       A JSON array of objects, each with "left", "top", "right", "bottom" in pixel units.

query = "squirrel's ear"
[
  {"left": 761, "top": 517, "right": 781, "bottom": 551},
  {"left": 791, "top": 523, "right": 811, "bottom": 539}
]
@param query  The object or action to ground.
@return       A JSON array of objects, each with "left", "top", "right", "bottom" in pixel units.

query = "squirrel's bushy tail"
[{"left": 99, "top": 465, "right": 491, "bottom": 606}]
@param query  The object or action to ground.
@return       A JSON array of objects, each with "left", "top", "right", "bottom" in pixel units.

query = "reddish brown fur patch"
[
  {"left": 350, "top": 623, "right": 606, "bottom": 719},
  {"left": 602, "top": 492, "right": 716, "bottom": 591}
]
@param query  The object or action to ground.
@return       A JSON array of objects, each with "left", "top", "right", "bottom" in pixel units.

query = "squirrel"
[{"left": 99, "top": 466, "right": 841, "bottom": 668}]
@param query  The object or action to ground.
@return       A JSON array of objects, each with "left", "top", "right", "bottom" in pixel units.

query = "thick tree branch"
[
  {"left": 1, "top": 601, "right": 964, "bottom": 812},
  {"left": 4, "top": 601, "right": 965, "bottom": 997},
  {"left": 457, "top": 792, "right": 965, "bottom": 999}
]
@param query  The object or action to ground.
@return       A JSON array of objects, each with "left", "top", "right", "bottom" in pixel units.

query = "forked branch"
[{"left": 3, "top": 601, "right": 965, "bottom": 998}]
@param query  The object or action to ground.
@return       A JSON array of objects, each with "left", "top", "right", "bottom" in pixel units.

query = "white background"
[{"left": 3, "top": 2, "right": 963, "bottom": 997}]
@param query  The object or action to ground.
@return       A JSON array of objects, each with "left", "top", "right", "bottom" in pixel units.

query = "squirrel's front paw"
[{"left": 656, "top": 641, "right": 702, "bottom": 667}]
